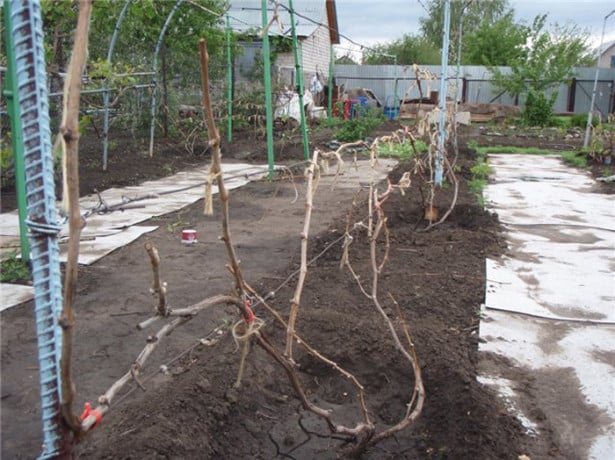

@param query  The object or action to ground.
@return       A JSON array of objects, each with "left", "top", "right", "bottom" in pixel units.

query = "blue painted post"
[
  {"left": 261, "top": 0, "right": 275, "bottom": 176},
  {"left": 7, "top": 0, "right": 65, "bottom": 457},
  {"left": 436, "top": 0, "right": 451, "bottom": 186}
]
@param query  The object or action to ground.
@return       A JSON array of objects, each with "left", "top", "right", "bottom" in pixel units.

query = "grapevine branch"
[{"left": 58, "top": 0, "right": 94, "bottom": 446}]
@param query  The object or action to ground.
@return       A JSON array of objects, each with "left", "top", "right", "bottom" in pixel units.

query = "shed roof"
[{"left": 227, "top": 0, "right": 339, "bottom": 44}]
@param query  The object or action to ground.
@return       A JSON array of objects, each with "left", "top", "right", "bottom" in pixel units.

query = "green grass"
[
  {"left": 0, "top": 251, "right": 31, "bottom": 283},
  {"left": 561, "top": 151, "right": 588, "bottom": 168},
  {"left": 474, "top": 146, "right": 562, "bottom": 156},
  {"left": 469, "top": 143, "right": 590, "bottom": 170}
]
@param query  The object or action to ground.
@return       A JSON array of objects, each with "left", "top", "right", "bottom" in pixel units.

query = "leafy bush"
[
  {"left": 561, "top": 151, "right": 588, "bottom": 168},
  {"left": 570, "top": 113, "right": 599, "bottom": 129},
  {"left": 333, "top": 111, "right": 384, "bottom": 142},
  {"left": 548, "top": 116, "right": 569, "bottom": 128},
  {"left": 1, "top": 137, "right": 14, "bottom": 188},
  {"left": 378, "top": 139, "right": 425, "bottom": 160},
  {"left": 0, "top": 252, "right": 31, "bottom": 283},
  {"left": 522, "top": 89, "right": 555, "bottom": 127}
]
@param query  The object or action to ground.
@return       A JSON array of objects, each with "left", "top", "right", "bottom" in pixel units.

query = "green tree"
[
  {"left": 463, "top": 11, "right": 528, "bottom": 66},
  {"left": 419, "top": 0, "right": 512, "bottom": 51},
  {"left": 364, "top": 34, "right": 440, "bottom": 65},
  {"left": 492, "top": 14, "right": 593, "bottom": 98},
  {"left": 40, "top": 0, "right": 226, "bottom": 78}
]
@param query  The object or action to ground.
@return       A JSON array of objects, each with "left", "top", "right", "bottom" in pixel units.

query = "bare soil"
[{"left": 1, "top": 119, "right": 612, "bottom": 459}]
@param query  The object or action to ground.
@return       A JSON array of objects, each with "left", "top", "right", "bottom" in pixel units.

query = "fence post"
[
  {"left": 2, "top": 0, "right": 30, "bottom": 262},
  {"left": 567, "top": 78, "right": 577, "bottom": 113}
]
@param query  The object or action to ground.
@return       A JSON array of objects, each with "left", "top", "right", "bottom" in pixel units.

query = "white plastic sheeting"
[
  {"left": 0, "top": 162, "right": 271, "bottom": 311},
  {"left": 480, "top": 154, "right": 615, "bottom": 459}
]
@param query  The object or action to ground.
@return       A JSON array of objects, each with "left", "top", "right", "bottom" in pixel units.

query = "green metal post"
[
  {"left": 288, "top": 0, "right": 309, "bottom": 161},
  {"left": 261, "top": 0, "right": 275, "bottom": 176},
  {"left": 226, "top": 14, "right": 233, "bottom": 143},
  {"left": 3, "top": 0, "right": 30, "bottom": 262},
  {"left": 328, "top": 44, "right": 333, "bottom": 120}
]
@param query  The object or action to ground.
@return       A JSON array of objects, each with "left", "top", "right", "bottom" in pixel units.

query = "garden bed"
[{"left": 1, "top": 120, "right": 609, "bottom": 459}]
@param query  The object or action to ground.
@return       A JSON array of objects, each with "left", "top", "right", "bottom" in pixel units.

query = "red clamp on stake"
[
  {"left": 80, "top": 402, "right": 102, "bottom": 428},
  {"left": 244, "top": 298, "right": 255, "bottom": 324}
]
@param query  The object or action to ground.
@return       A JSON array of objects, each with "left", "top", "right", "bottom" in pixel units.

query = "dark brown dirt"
[{"left": 1, "top": 118, "right": 607, "bottom": 459}]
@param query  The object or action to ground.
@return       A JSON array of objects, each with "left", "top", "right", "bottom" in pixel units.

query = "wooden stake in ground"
[{"left": 199, "top": 38, "right": 246, "bottom": 300}]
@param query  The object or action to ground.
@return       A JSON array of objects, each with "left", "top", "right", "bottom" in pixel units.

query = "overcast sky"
[{"left": 334, "top": 0, "right": 615, "bottom": 57}]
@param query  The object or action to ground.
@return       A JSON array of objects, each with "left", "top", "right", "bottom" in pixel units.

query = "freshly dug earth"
[{"left": 1, "top": 120, "right": 601, "bottom": 459}]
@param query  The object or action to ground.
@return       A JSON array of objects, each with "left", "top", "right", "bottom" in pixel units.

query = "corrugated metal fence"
[{"left": 333, "top": 64, "right": 615, "bottom": 116}]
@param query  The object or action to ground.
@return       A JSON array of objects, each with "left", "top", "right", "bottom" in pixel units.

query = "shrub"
[
  {"left": 0, "top": 252, "right": 31, "bottom": 283},
  {"left": 522, "top": 89, "right": 555, "bottom": 127},
  {"left": 334, "top": 110, "right": 384, "bottom": 142},
  {"left": 570, "top": 113, "right": 599, "bottom": 129}
]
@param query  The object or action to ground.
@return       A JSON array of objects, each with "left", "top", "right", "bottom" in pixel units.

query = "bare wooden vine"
[
  {"left": 72, "top": 34, "right": 432, "bottom": 458},
  {"left": 57, "top": 0, "right": 93, "bottom": 450}
]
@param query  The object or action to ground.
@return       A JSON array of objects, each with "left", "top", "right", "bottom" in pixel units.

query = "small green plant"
[
  {"left": 522, "top": 89, "right": 555, "bottom": 127},
  {"left": 570, "top": 113, "right": 599, "bottom": 129},
  {"left": 333, "top": 112, "right": 384, "bottom": 142},
  {"left": 467, "top": 139, "right": 479, "bottom": 151},
  {"left": 469, "top": 150, "right": 490, "bottom": 207},
  {"left": 561, "top": 151, "right": 588, "bottom": 168},
  {"left": 166, "top": 215, "right": 190, "bottom": 233},
  {"left": 548, "top": 116, "right": 569, "bottom": 128},
  {"left": 378, "top": 139, "right": 425, "bottom": 160},
  {"left": 0, "top": 252, "right": 31, "bottom": 283},
  {"left": 1, "top": 136, "right": 15, "bottom": 188},
  {"left": 589, "top": 121, "right": 614, "bottom": 163}
]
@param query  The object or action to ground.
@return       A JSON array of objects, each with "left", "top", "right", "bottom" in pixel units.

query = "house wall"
[
  {"left": 276, "top": 22, "right": 331, "bottom": 89},
  {"left": 599, "top": 42, "right": 615, "bottom": 68}
]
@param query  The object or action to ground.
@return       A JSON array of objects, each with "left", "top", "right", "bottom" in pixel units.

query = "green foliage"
[
  {"left": 475, "top": 145, "right": 562, "bottom": 156},
  {"left": 1, "top": 134, "right": 14, "bottom": 188},
  {"left": 226, "top": 86, "right": 267, "bottom": 132},
  {"left": 333, "top": 111, "right": 384, "bottom": 142},
  {"left": 522, "top": 89, "right": 555, "bottom": 127},
  {"left": 468, "top": 147, "right": 491, "bottom": 206},
  {"left": 0, "top": 252, "right": 31, "bottom": 283},
  {"left": 561, "top": 151, "right": 588, "bottom": 168},
  {"left": 491, "top": 14, "right": 593, "bottom": 98},
  {"left": 364, "top": 34, "right": 440, "bottom": 65},
  {"left": 589, "top": 121, "right": 615, "bottom": 162},
  {"left": 548, "top": 116, "right": 570, "bottom": 128},
  {"left": 378, "top": 139, "right": 425, "bottom": 160},
  {"left": 40, "top": 0, "right": 227, "bottom": 87},
  {"left": 463, "top": 12, "right": 528, "bottom": 66},
  {"left": 570, "top": 113, "right": 598, "bottom": 129},
  {"left": 420, "top": 0, "right": 512, "bottom": 51}
]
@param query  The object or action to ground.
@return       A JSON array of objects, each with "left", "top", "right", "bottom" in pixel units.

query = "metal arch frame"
[
  {"left": 148, "top": 0, "right": 186, "bottom": 158},
  {"left": 101, "top": 0, "right": 136, "bottom": 171}
]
